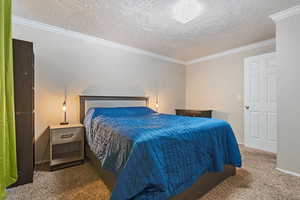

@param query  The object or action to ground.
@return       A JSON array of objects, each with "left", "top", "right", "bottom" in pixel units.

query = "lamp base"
[{"left": 60, "top": 122, "right": 69, "bottom": 125}]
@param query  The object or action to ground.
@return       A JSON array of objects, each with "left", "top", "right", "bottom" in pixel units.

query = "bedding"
[{"left": 84, "top": 107, "right": 241, "bottom": 200}]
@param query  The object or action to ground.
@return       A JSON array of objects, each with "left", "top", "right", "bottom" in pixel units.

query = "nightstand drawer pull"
[{"left": 61, "top": 134, "right": 74, "bottom": 139}]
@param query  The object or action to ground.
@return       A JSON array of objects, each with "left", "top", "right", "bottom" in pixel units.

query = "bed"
[{"left": 79, "top": 96, "right": 241, "bottom": 200}]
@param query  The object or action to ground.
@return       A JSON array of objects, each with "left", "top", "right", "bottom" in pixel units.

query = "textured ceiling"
[{"left": 13, "top": 0, "right": 300, "bottom": 61}]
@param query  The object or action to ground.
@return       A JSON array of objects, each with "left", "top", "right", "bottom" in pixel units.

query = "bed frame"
[{"left": 79, "top": 95, "right": 236, "bottom": 199}]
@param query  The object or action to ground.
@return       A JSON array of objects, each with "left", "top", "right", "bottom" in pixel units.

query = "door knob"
[{"left": 245, "top": 106, "right": 250, "bottom": 110}]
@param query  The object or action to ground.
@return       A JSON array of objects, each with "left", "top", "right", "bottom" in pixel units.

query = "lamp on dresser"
[{"left": 155, "top": 95, "right": 159, "bottom": 112}]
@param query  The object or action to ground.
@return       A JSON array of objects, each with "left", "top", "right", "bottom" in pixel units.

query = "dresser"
[
  {"left": 10, "top": 39, "right": 35, "bottom": 187},
  {"left": 175, "top": 109, "right": 213, "bottom": 118}
]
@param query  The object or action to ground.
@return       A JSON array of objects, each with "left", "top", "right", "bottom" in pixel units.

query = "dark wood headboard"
[{"left": 79, "top": 96, "right": 149, "bottom": 123}]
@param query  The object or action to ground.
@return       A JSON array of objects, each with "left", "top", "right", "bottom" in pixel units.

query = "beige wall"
[
  {"left": 186, "top": 45, "right": 275, "bottom": 143},
  {"left": 13, "top": 23, "right": 185, "bottom": 163},
  {"left": 276, "top": 13, "right": 300, "bottom": 174}
]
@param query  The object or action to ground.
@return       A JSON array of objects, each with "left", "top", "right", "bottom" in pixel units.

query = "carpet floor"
[{"left": 7, "top": 145, "right": 300, "bottom": 200}]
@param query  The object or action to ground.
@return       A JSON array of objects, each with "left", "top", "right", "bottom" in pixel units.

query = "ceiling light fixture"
[{"left": 173, "top": 0, "right": 202, "bottom": 24}]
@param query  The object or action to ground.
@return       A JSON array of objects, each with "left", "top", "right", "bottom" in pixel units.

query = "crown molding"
[
  {"left": 12, "top": 15, "right": 185, "bottom": 65},
  {"left": 270, "top": 5, "right": 300, "bottom": 23},
  {"left": 186, "top": 38, "right": 276, "bottom": 65},
  {"left": 12, "top": 16, "right": 277, "bottom": 66}
]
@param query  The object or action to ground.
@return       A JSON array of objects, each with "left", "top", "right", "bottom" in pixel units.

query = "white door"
[{"left": 244, "top": 53, "right": 278, "bottom": 153}]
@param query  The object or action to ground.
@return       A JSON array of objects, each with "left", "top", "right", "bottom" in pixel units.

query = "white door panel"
[
  {"left": 244, "top": 53, "right": 278, "bottom": 153},
  {"left": 267, "top": 113, "right": 277, "bottom": 142}
]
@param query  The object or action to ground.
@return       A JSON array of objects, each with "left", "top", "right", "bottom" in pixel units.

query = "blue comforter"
[{"left": 84, "top": 107, "right": 241, "bottom": 200}]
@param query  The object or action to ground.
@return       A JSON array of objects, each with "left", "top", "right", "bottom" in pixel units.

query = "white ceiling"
[{"left": 13, "top": 0, "right": 300, "bottom": 61}]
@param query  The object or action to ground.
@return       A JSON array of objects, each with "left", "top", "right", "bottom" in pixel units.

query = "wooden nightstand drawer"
[{"left": 51, "top": 127, "right": 83, "bottom": 145}]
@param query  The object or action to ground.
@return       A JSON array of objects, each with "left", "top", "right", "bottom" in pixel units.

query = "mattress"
[{"left": 84, "top": 106, "right": 241, "bottom": 200}]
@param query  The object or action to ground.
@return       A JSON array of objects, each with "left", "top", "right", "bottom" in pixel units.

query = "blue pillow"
[{"left": 91, "top": 107, "right": 156, "bottom": 118}]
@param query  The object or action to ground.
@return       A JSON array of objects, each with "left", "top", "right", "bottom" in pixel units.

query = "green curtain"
[{"left": 0, "top": 0, "right": 18, "bottom": 199}]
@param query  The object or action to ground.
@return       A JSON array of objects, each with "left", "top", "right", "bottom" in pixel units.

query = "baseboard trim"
[
  {"left": 35, "top": 160, "right": 49, "bottom": 165},
  {"left": 276, "top": 167, "right": 300, "bottom": 177}
]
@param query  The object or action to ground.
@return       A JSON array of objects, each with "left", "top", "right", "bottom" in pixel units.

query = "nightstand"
[{"left": 49, "top": 124, "right": 84, "bottom": 171}]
